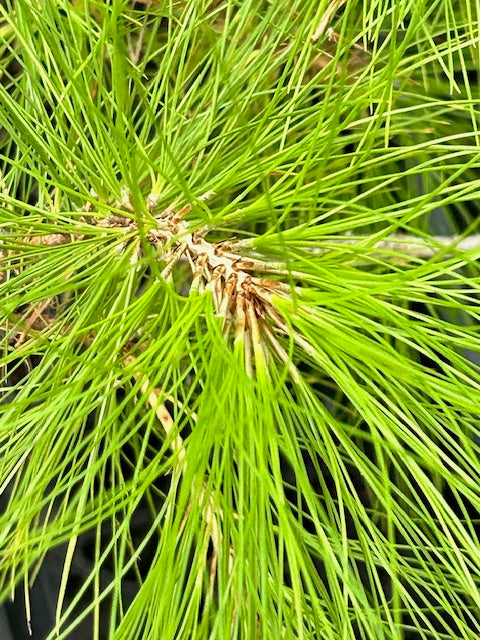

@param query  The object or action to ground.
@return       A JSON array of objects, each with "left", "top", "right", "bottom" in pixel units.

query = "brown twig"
[
  {"left": 124, "top": 354, "right": 232, "bottom": 587},
  {"left": 305, "top": 233, "right": 480, "bottom": 258},
  {"left": 3, "top": 188, "right": 480, "bottom": 361},
  {"left": 14, "top": 298, "right": 55, "bottom": 347},
  {"left": 312, "top": 0, "right": 346, "bottom": 43}
]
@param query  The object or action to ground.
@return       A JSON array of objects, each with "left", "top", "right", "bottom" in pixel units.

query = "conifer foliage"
[{"left": 1, "top": 1, "right": 480, "bottom": 638}]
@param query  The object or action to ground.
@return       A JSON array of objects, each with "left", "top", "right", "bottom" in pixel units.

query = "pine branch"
[
  {"left": 2, "top": 187, "right": 479, "bottom": 356},
  {"left": 2, "top": 1, "right": 480, "bottom": 638},
  {"left": 304, "top": 233, "right": 480, "bottom": 258}
]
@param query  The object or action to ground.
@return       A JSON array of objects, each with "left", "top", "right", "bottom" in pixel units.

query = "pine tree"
[{"left": 1, "top": 1, "right": 480, "bottom": 638}]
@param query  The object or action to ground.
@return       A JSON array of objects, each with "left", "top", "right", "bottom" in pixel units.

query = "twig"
[
  {"left": 14, "top": 298, "right": 54, "bottom": 347},
  {"left": 305, "top": 233, "right": 480, "bottom": 258},
  {"left": 312, "top": 0, "right": 346, "bottom": 43},
  {"left": 124, "top": 355, "right": 231, "bottom": 585},
  {"left": 127, "top": 1, "right": 153, "bottom": 65},
  {"left": 3, "top": 186, "right": 480, "bottom": 363},
  {"left": 125, "top": 355, "right": 185, "bottom": 461}
]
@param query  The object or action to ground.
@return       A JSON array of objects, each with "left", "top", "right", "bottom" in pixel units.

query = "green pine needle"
[{"left": 1, "top": 1, "right": 480, "bottom": 638}]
